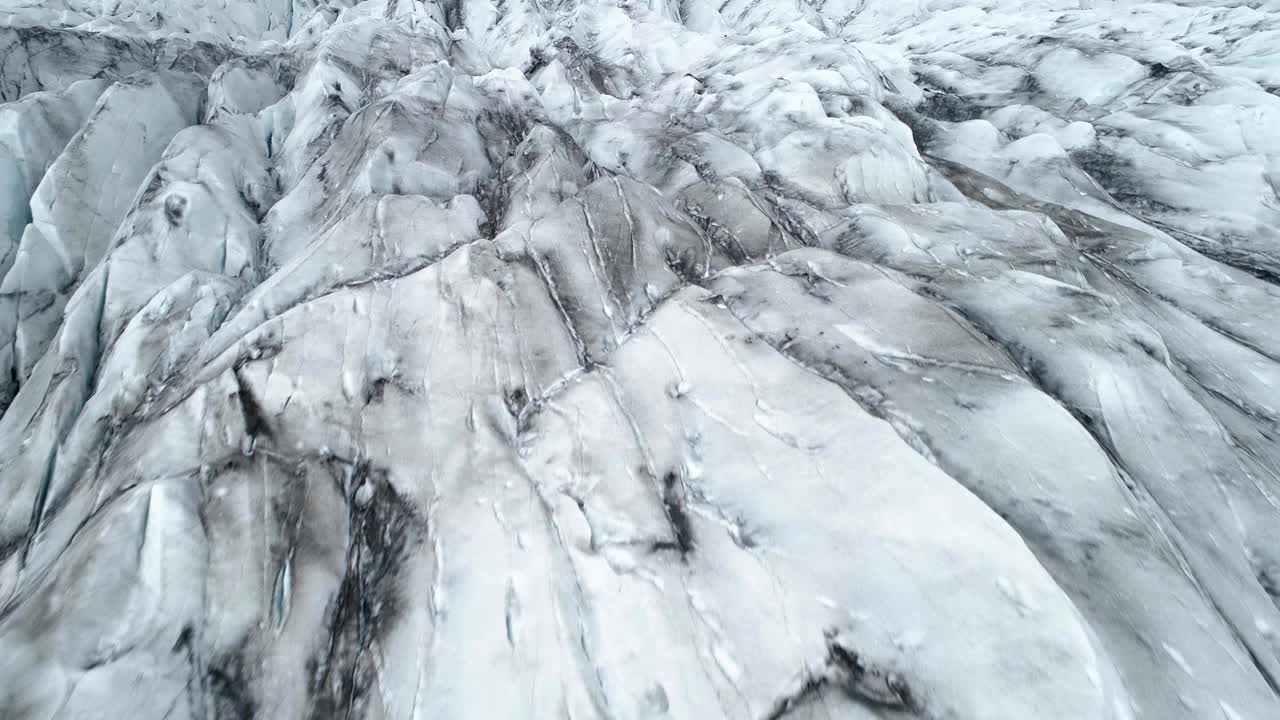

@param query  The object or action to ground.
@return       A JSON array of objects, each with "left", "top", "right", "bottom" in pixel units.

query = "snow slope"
[{"left": 0, "top": 0, "right": 1278, "bottom": 718}]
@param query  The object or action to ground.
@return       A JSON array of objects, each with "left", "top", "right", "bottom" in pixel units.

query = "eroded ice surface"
[{"left": 0, "top": 0, "right": 1278, "bottom": 718}]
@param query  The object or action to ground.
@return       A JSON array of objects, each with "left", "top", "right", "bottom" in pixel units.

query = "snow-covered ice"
[{"left": 0, "top": 0, "right": 1279, "bottom": 718}]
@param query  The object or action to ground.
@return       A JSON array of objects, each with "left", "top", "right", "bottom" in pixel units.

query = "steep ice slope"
[{"left": 0, "top": 0, "right": 1278, "bottom": 718}]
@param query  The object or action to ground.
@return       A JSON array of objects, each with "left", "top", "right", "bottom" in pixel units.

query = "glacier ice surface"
[{"left": 1, "top": 0, "right": 1280, "bottom": 718}]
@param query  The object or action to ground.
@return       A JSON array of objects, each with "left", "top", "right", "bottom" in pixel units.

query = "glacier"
[{"left": 0, "top": 0, "right": 1279, "bottom": 717}]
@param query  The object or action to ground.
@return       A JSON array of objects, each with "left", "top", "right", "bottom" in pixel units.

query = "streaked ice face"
[{"left": 0, "top": 1, "right": 1278, "bottom": 719}]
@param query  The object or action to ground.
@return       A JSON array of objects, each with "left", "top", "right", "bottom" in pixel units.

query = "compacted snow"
[{"left": 0, "top": 0, "right": 1278, "bottom": 718}]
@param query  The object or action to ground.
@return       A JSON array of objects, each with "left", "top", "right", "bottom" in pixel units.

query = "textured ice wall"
[{"left": 0, "top": 0, "right": 1279, "bottom": 718}]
